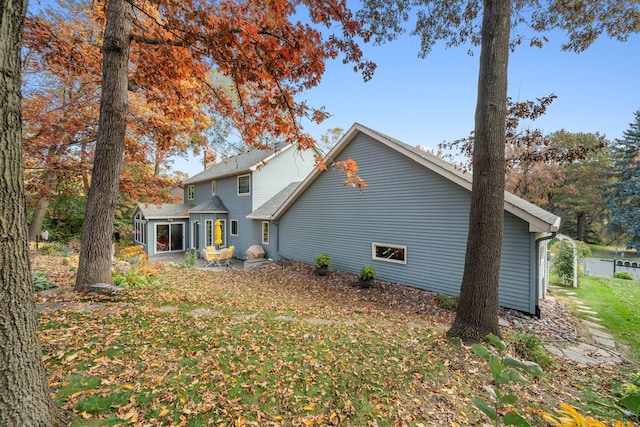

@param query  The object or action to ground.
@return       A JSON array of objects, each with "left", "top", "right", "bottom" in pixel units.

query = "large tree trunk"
[
  {"left": 76, "top": 0, "right": 132, "bottom": 291},
  {"left": 447, "top": 0, "right": 511, "bottom": 342},
  {"left": 0, "top": 0, "right": 66, "bottom": 424}
]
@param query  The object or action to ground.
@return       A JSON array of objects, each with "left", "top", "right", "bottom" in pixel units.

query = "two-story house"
[
  {"left": 133, "top": 123, "right": 561, "bottom": 315},
  {"left": 132, "top": 144, "right": 322, "bottom": 258}
]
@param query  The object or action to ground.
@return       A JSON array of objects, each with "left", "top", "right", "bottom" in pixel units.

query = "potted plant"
[
  {"left": 358, "top": 264, "right": 376, "bottom": 288},
  {"left": 315, "top": 253, "right": 331, "bottom": 276}
]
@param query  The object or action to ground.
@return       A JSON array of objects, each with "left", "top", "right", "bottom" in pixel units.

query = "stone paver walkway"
[{"left": 546, "top": 286, "right": 624, "bottom": 366}]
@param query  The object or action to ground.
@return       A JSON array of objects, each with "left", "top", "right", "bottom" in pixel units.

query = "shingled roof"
[
  {"left": 184, "top": 145, "right": 293, "bottom": 185},
  {"left": 190, "top": 196, "right": 229, "bottom": 214},
  {"left": 134, "top": 203, "right": 194, "bottom": 219},
  {"left": 247, "top": 182, "right": 301, "bottom": 219}
]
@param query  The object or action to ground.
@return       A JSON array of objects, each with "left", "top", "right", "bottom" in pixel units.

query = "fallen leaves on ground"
[{"left": 31, "top": 252, "right": 633, "bottom": 426}]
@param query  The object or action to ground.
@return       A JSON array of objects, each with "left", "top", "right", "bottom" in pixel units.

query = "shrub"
[
  {"left": 472, "top": 333, "right": 543, "bottom": 426},
  {"left": 435, "top": 294, "right": 459, "bottom": 310},
  {"left": 39, "top": 242, "right": 66, "bottom": 255},
  {"left": 554, "top": 240, "right": 576, "bottom": 285},
  {"left": 112, "top": 270, "right": 157, "bottom": 288},
  {"left": 32, "top": 271, "right": 57, "bottom": 291},
  {"left": 357, "top": 265, "right": 376, "bottom": 281},
  {"left": 315, "top": 253, "right": 330, "bottom": 268},
  {"left": 614, "top": 271, "right": 634, "bottom": 280},
  {"left": 508, "top": 332, "right": 554, "bottom": 369},
  {"left": 184, "top": 249, "right": 197, "bottom": 268}
]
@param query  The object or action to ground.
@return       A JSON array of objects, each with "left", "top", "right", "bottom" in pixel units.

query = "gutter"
[{"left": 534, "top": 232, "right": 557, "bottom": 318}]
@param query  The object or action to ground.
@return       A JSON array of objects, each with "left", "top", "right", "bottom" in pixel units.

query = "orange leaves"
[
  {"left": 336, "top": 158, "right": 368, "bottom": 189},
  {"left": 314, "top": 156, "right": 368, "bottom": 188},
  {"left": 542, "top": 404, "right": 634, "bottom": 427}
]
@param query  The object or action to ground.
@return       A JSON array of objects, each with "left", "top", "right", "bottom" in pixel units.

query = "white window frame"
[
  {"left": 262, "top": 221, "right": 269, "bottom": 245},
  {"left": 218, "top": 219, "right": 226, "bottom": 247},
  {"left": 134, "top": 213, "right": 146, "bottom": 245},
  {"left": 155, "top": 222, "right": 184, "bottom": 253},
  {"left": 205, "top": 218, "right": 226, "bottom": 247},
  {"left": 205, "top": 219, "right": 213, "bottom": 247},
  {"left": 371, "top": 242, "right": 407, "bottom": 264},
  {"left": 230, "top": 219, "right": 239, "bottom": 237},
  {"left": 211, "top": 180, "right": 216, "bottom": 195},
  {"left": 237, "top": 174, "right": 251, "bottom": 196},
  {"left": 187, "top": 185, "right": 195, "bottom": 200}
]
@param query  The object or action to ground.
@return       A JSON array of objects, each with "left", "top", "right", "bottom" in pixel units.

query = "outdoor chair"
[
  {"left": 215, "top": 245, "right": 234, "bottom": 269},
  {"left": 203, "top": 246, "right": 221, "bottom": 268}
]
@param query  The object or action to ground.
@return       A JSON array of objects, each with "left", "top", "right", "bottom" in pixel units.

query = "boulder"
[{"left": 245, "top": 245, "right": 265, "bottom": 260}]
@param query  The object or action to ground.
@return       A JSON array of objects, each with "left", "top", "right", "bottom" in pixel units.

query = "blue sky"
[
  {"left": 28, "top": 0, "right": 636, "bottom": 177},
  {"left": 176, "top": 26, "right": 639, "bottom": 176}
]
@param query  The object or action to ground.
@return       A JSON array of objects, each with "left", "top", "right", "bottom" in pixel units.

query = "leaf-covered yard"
[{"left": 33, "top": 252, "right": 634, "bottom": 426}]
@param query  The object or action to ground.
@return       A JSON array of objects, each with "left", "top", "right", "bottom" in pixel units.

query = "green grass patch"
[
  {"left": 588, "top": 243, "right": 640, "bottom": 261},
  {"left": 75, "top": 390, "right": 133, "bottom": 414},
  {"left": 554, "top": 274, "right": 640, "bottom": 363}
]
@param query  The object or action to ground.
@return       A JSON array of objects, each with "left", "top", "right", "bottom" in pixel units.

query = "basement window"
[{"left": 372, "top": 243, "right": 407, "bottom": 264}]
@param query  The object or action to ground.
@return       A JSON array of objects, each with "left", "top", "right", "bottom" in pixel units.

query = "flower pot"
[
  {"left": 358, "top": 278, "right": 374, "bottom": 288},
  {"left": 316, "top": 266, "right": 329, "bottom": 277}
]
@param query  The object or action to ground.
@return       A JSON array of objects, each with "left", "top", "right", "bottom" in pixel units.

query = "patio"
[{"left": 148, "top": 251, "right": 268, "bottom": 271}]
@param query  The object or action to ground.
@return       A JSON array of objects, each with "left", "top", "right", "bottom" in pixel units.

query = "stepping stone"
[
  {"left": 191, "top": 308, "right": 219, "bottom": 317},
  {"left": 406, "top": 322, "right": 425, "bottom": 329},
  {"left": 576, "top": 305, "right": 592, "bottom": 310},
  {"left": 544, "top": 344, "right": 564, "bottom": 357},
  {"left": 158, "top": 305, "right": 178, "bottom": 313},
  {"left": 304, "top": 317, "right": 339, "bottom": 325},
  {"left": 592, "top": 336, "right": 616, "bottom": 348},
  {"left": 589, "top": 328, "right": 614, "bottom": 339},
  {"left": 564, "top": 291, "right": 578, "bottom": 296},
  {"left": 581, "top": 319, "right": 605, "bottom": 329},
  {"left": 232, "top": 313, "right": 258, "bottom": 322},
  {"left": 586, "top": 316, "right": 603, "bottom": 322},
  {"left": 577, "top": 308, "right": 599, "bottom": 315},
  {"left": 275, "top": 315, "right": 295, "bottom": 321},
  {"left": 89, "top": 283, "right": 125, "bottom": 294}
]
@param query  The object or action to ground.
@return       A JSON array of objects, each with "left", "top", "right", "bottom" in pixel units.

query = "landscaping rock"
[{"left": 245, "top": 245, "right": 265, "bottom": 260}]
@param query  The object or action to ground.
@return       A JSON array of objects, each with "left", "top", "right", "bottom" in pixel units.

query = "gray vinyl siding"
[
  {"left": 277, "top": 132, "right": 535, "bottom": 313},
  {"left": 252, "top": 147, "right": 317, "bottom": 209}
]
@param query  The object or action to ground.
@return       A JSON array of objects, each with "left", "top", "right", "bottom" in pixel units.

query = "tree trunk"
[
  {"left": 28, "top": 197, "right": 50, "bottom": 241},
  {"left": 447, "top": 0, "right": 511, "bottom": 342},
  {"left": 0, "top": 0, "right": 66, "bottom": 423},
  {"left": 76, "top": 0, "right": 132, "bottom": 291}
]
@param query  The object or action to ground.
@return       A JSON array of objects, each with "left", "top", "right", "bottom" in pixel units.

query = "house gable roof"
[
  {"left": 247, "top": 182, "right": 301, "bottom": 219},
  {"left": 190, "top": 196, "right": 229, "bottom": 214},
  {"left": 270, "top": 123, "right": 561, "bottom": 233},
  {"left": 133, "top": 203, "right": 194, "bottom": 220},
  {"left": 184, "top": 144, "right": 296, "bottom": 185}
]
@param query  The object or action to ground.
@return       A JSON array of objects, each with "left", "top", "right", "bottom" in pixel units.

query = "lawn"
[
  {"left": 552, "top": 273, "right": 640, "bottom": 364},
  {"left": 588, "top": 244, "right": 640, "bottom": 261},
  {"left": 32, "top": 251, "right": 637, "bottom": 426}
]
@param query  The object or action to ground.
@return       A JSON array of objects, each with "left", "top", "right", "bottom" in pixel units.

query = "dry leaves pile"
[{"left": 31, "top": 252, "right": 628, "bottom": 426}]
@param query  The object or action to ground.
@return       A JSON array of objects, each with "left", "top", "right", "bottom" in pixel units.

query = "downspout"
[
  {"left": 534, "top": 232, "right": 557, "bottom": 318},
  {"left": 273, "top": 220, "right": 280, "bottom": 257}
]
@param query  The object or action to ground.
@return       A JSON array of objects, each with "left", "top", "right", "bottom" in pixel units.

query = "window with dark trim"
[
  {"left": 230, "top": 219, "right": 239, "bottom": 236},
  {"left": 372, "top": 243, "right": 407, "bottom": 264},
  {"left": 187, "top": 185, "right": 194, "bottom": 200},
  {"left": 211, "top": 181, "right": 216, "bottom": 195},
  {"left": 238, "top": 174, "right": 250, "bottom": 195}
]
